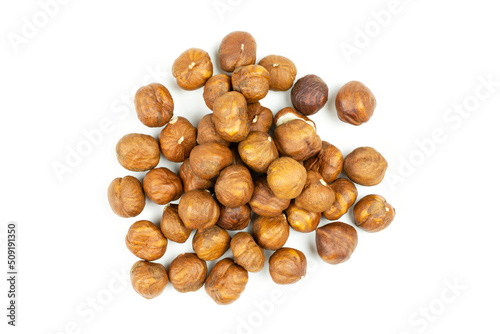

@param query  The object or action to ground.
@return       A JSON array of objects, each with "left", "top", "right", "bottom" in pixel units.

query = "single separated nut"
[
  {"left": 230, "top": 232, "right": 265, "bottom": 273},
  {"left": 316, "top": 222, "right": 358, "bottom": 265},
  {"left": 168, "top": 253, "right": 207, "bottom": 293},
  {"left": 116, "top": 133, "right": 160, "bottom": 171},
  {"left": 286, "top": 201, "right": 321, "bottom": 233},
  {"left": 159, "top": 116, "right": 197, "bottom": 163},
  {"left": 107, "top": 176, "right": 145, "bottom": 218},
  {"left": 252, "top": 214, "right": 289, "bottom": 250},
  {"left": 232, "top": 65, "right": 270, "bottom": 103},
  {"left": 205, "top": 258, "right": 249, "bottom": 305},
  {"left": 267, "top": 157, "right": 307, "bottom": 200},
  {"left": 294, "top": 170, "right": 334, "bottom": 213},
  {"left": 218, "top": 31, "right": 257, "bottom": 72},
  {"left": 269, "top": 248, "right": 307, "bottom": 285},
  {"left": 323, "top": 178, "right": 358, "bottom": 220},
  {"left": 213, "top": 91, "right": 250, "bottom": 142},
  {"left": 249, "top": 177, "right": 290, "bottom": 217},
  {"left": 291, "top": 74, "right": 329, "bottom": 116},
  {"left": 203, "top": 74, "right": 232, "bottom": 110},
  {"left": 189, "top": 142, "right": 233, "bottom": 179},
  {"left": 258, "top": 55, "right": 297, "bottom": 91},
  {"left": 192, "top": 225, "right": 231, "bottom": 261},
  {"left": 238, "top": 131, "right": 279, "bottom": 173},
  {"left": 217, "top": 204, "right": 251, "bottom": 230},
  {"left": 353, "top": 195, "right": 395, "bottom": 233},
  {"left": 336, "top": 81, "right": 376, "bottom": 125},
  {"left": 197, "top": 114, "right": 230, "bottom": 147},
  {"left": 304, "top": 141, "right": 344, "bottom": 183},
  {"left": 179, "top": 158, "right": 214, "bottom": 192},
  {"left": 172, "top": 48, "right": 213, "bottom": 90},
  {"left": 160, "top": 204, "right": 192, "bottom": 243},
  {"left": 134, "top": 83, "right": 174, "bottom": 127},
  {"left": 125, "top": 220, "right": 167, "bottom": 261},
  {"left": 178, "top": 190, "right": 220, "bottom": 230},
  {"left": 344, "top": 147, "right": 388, "bottom": 186},
  {"left": 247, "top": 102, "right": 273, "bottom": 133},
  {"left": 215, "top": 165, "right": 254, "bottom": 208},
  {"left": 130, "top": 261, "right": 168, "bottom": 299},
  {"left": 142, "top": 167, "right": 183, "bottom": 205}
]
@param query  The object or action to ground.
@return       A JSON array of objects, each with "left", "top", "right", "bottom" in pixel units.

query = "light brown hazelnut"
[
  {"left": 230, "top": 232, "right": 265, "bottom": 273},
  {"left": 336, "top": 81, "right": 376, "bottom": 125},
  {"left": 197, "top": 114, "right": 230, "bottom": 147},
  {"left": 258, "top": 55, "right": 297, "bottom": 91},
  {"left": 291, "top": 74, "right": 329, "bottom": 116},
  {"left": 247, "top": 102, "right": 273, "bottom": 133},
  {"left": 323, "top": 178, "right": 358, "bottom": 220},
  {"left": 232, "top": 65, "right": 270, "bottom": 103},
  {"left": 316, "top": 222, "right": 358, "bottom": 264},
  {"left": 218, "top": 31, "right": 257, "bottom": 72},
  {"left": 134, "top": 83, "right": 174, "bottom": 127},
  {"left": 125, "top": 220, "right": 167, "bottom": 261},
  {"left": 304, "top": 141, "right": 344, "bottom": 183},
  {"left": 192, "top": 225, "right": 231, "bottom": 261},
  {"left": 167, "top": 253, "right": 207, "bottom": 293},
  {"left": 189, "top": 142, "right": 233, "bottom": 179},
  {"left": 107, "top": 176, "right": 145, "bottom": 218},
  {"left": 116, "top": 133, "right": 160, "bottom": 171},
  {"left": 294, "top": 170, "right": 334, "bottom": 213},
  {"left": 143, "top": 167, "right": 183, "bottom": 205},
  {"left": 172, "top": 48, "right": 213, "bottom": 90},
  {"left": 217, "top": 204, "right": 251, "bottom": 231},
  {"left": 215, "top": 165, "right": 254, "bottom": 208},
  {"left": 179, "top": 158, "right": 214, "bottom": 192},
  {"left": 160, "top": 204, "right": 192, "bottom": 243},
  {"left": 205, "top": 258, "right": 249, "bottom": 305},
  {"left": 286, "top": 201, "right": 321, "bottom": 233},
  {"left": 252, "top": 214, "right": 289, "bottom": 250},
  {"left": 344, "top": 147, "right": 388, "bottom": 186},
  {"left": 267, "top": 157, "right": 307, "bottom": 199},
  {"left": 249, "top": 177, "right": 291, "bottom": 217},
  {"left": 159, "top": 116, "right": 197, "bottom": 163},
  {"left": 203, "top": 74, "right": 232, "bottom": 110},
  {"left": 353, "top": 195, "right": 395, "bottom": 233},
  {"left": 178, "top": 190, "right": 220, "bottom": 230},
  {"left": 238, "top": 131, "right": 279, "bottom": 173},
  {"left": 130, "top": 260, "right": 168, "bottom": 299},
  {"left": 273, "top": 118, "right": 322, "bottom": 162},
  {"left": 213, "top": 91, "right": 250, "bottom": 142},
  {"left": 269, "top": 248, "right": 307, "bottom": 285}
]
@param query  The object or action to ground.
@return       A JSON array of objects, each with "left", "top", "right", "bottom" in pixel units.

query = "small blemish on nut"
[
  {"left": 252, "top": 115, "right": 258, "bottom": 123},
  {"left": 241, "top": 43, "right": 245, "bottom": 51},
  {"left": 178, "top": 136, "right": 184, "bottom": 144},
  {"left": 273, "top": 63, "right": 279, "bottom": 68},
  {"left": 267, "top": 137, "right": 272, "bottom": 142},
  {"left": 320, "top": 179, "right": 327, "bottom": 186},
  {"left": 188, "top": 62, "right": 196, "bottom": 69},
  {"left": 385, "top": 206, "right": 390, "bottom": 212},
  {"left": 170, "top": 116, "right": 178, "bottom": 124}
]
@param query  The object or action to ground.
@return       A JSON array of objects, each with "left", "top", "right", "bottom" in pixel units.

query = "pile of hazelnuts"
[{"left": 107, "top": 31, "right": 395, "bottom": 305}]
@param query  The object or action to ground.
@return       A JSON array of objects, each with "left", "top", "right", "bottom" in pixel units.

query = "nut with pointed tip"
[
  {"left": 316, "top": 222, "right": 358, "bottom": 264},
  {"left": 353, "top": 195, "right": 395, "bottom": 232},
  {"left": 172, "top": 48, "right": 213, "bottom": 90},
  {"left": 238, "top": 131, "right": 279, "bottom": 173},
  {"left": 267, "top": 157, "right": 307, "bottom": 199},
  {"left": 205, "top": 258, "right": 249, "bottom": 305},
  {"left": 273, "top": 118, "right": 322, "bottom": 162},
  {"left": 247, "top": 102, "right": 273, "bottom": 133},
  {"left": 116, "top": 133, "right": 160, "bottom": 171},
  {"left": 213, "top": 91, "right": 250, "bottom": 142},
  {"left": 217, "top": 204, "right": 251, "bottom": 231},
  {"left": 197, "top": 114, "right": 230, "bottom": 147},
  {"left": 232, "top": 65, "right": 270, "bottom": 103},
  {"left": 189, "top": 142, "right": 233, "bottom": 179},
  {"left": 344, "top": 147, "right": 388, "bottom": 186},
  {"left": 130, "top": 261, "right": 168, "bottom": 299},
  {"left": 252, "top": 214, "right": 289, "bottom": 250},
  {"left": 179, "top": 158, "right": 214, "bottom": 192},
  {"left": 143, "top": 167, "right": 183, "bottom": 205},
  {"left": 336, "top": 81, "right": 376, "bottom": 125},
  {"left": 218, "top": 31, "right": 257, "bottom": 72},
  {"left": 323, "top": 178, "right": 358, "bottom": 220},
  {"left": 304, "top": 141, "right": 344, "bottom": 183},
  {"left": 134, "top": 83, "right": 174, "bottom": 127},
  {"left": 178, "top": 190, "right": 220, "bottom": 230},
  {"left": 160, "top": 204, "right": 192, "bottom": 243},
  {"left": 231, "top": 232, "right": 265, "bottom": 273},
  {"left": 291, "top": 74, "right": 329, "bottom": 116},
  {"left": 203, "top": 74, "right": 232, "bottom": 110},
  {"left": 215, "top": 165, "right": 254, "bottom": 208},
  {"left": 286, "top": 201, "right": 321, "bottom": 233},
  {"left": 192, "top": 225, "right": 231, "bottom": 261},
  {"left": 269, "top": 248, "right": 307, "bottom": 285},
  {"left": 125, "top": 220, "right": 167, "bottom": 261},
  {"left": 294, "top": 170, "right": 334, "bottom": 213},
  {"left": 258, "top": 55, "right": 297, "bottom": 91},
  {"left": 249, "top": 177, "right": 291, "bottom": 217},
  {"left": 159, "top": 116, "right": 197, "bottom": 163},
  {"left": 168, "top": 253, "right": 207, "bottom": 293},
  {"left": 107, "top": 176, "right": 145, "bottom": 218}
]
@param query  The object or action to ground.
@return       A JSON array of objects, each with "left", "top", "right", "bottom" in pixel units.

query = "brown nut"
[
  {"left": 116, "top": 133, "right": 160, "bottom": 171},
  {"left": 323, "top": 178, "right": 358, "bottom": 220},
  {"left": 232, "top": 65, "right": 270, "bottom": 103},
  {"left": 291, "top": 74, "right": 329, "bottom": 116},
  {"left": 217, "top": 204, "right": 251, "bottom": 230},
  {"left": 179, "top": 158, "right": 214, "bottom": 192},
  {"left": 189, "top": 142, "right": 233, "bottom": 179},
  {"left": 167, "top": 253, "right": 207, "bottom": 293},
  {"left": 178, "top": 190, "right": 220, "bottom": 230},
  {"left": 143, "top": 167, "right": 183, "bottom": 205},
  {"left": 203, "top": 74, "right": 232, "bottom": 110},
  {"left": 238, "top": 131, "right": 279, "bottom": 173},
  {"left": 247, "top": 102, "right": 273, "bottom": 133},
  {"left": 125, "top": 220, "right": 167, "bottom": 261},
  {"left": 252, "top": 214, "right": 289, "bottom": 250},
  {"left": 267, "top": 157, "right": 307, "bottom": 199},
  {"left": 269, "top": 248, "right": 307, "bottom": 285},
  {"left": 336, "top": 81, "right": 376, "bottom": 125},
  {"left": 218, "top": 31, "right": 257, "bottom": 72},
  {"left": 353, "top": 195, "right": 395, "bottom": 233},
  {"left": 197, "top": 114, "right": 230, "bottom": 147},
  {"left": 344, "top": 147, "right": 388, "bottom": 186},
  {"left": 316, "top": 222, "right": 358, "bottom": 264},
  {"left": 274, "top": 107, "right": 316, "bottom": 130},
  {"left": 107, "top": 176, "right": 145, "bottom": 218},
  {"left": 130, "top": 261, "right": 168, "bottom": 299},
  {"left": 294, "top": 170, "right": 334, "bottom": 213},
  {"left": 159, "top": 116, "right": 197, "bottom": 163},
  {"left": 215, "top": 165, "right": 254, "bottom": 208},
  {"left": 304, "top": 141, "right": 344, "bottom": 183},
  {"left": 249, "top": 177, "right": 290, "bottom": 217},
  {"left": 273, "top": 119, "right": 322, "bottom": 162},
  {"left": 258, "top": 55, "right": 297, "bottom": 91},
  {"left": 213, "top": 91, "right": 250, "bottom": 142},
  {"left": 205, "top": 258, "right": 249, "bottom": 305},
  {"left": 134, "top": 83, "right": 174, "bottom": 127},
  {"left": 160, "top": 204, "right": 192, "bottom": 243},
  {"left": 286, "top": 201, "right": 321, "bottom": 233},
  {"left": 172, "top": 48, "right": 213, "bottom": 90},
  {"left": 230, "top": 232, "right": 265, "bottom": 273}
]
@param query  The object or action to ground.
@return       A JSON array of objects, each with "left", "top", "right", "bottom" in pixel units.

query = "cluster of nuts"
[{"left": 108, "top": 31, "right": 395, "bottom": 304}]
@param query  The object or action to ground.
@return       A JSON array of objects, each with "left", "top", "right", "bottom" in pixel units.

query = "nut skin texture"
[
  {"left": 116, "top": 133, "right": 160, "bottom": 172},
  {"left": 130, "top": 261, "right": 168, "bottom": 299},
  {"left": 142, "top": 168, "right": 183, "bottom": 205},
  {"left": 203, "top": 74, "right": 232, "bottom": 110},
  {"left": 215, "top": 165, "right": 254, "bottom": 208},
  {"left": 304, "top": 141, "right": 344, "bottom": 183},
  {"left": 286, "top": 201, "right": 321, "bottom": 233},
  {"left": 267, "top": 157, "right": 308, "bottom": 200},
  {"left": 230, "top": 232, "right": 265, "bottom": 273},
  {"left": 213, "top": 92, "right": 250, "bottom": 142},
  {"left": 125, "top": 220, "right": 168, "bottom": 261},
  {"left": 178, "top": 190, "right": 220, "bottom": 230},
  {"left": 323, "top": 178, "right": 358, "bottom": 220},
  {"left": 344, "top": 147, "right": 388, "bottom": 186},
  {"left": 192, "top": 225, "right": 231, "bottom": 261},
  {"left": 135, "top": 83, "right": 174, "bottom": 127},
  {"left": 217, "top": 204, "right": 251, "bottom": 230},
  {"left": 167, "top": 253, "right": 207, "bottom": 293},
  {"left": 205, "top": 258, "right": 249, "bottom": 305},
  {"left": 219, "top": 31, "right": 257, "bottom": 72},
  {"left": 291, "top": 74, "right": 329, "bottom": 116},
  {"left": 353, "top": 195, "right": 395, "bottom": 233},
  {"left": 294, "top": 170, "right": 335, "bottom": 213},
  {"left": 179, "top": 158, "right": 214, "bottom": 192},
  {"left": 252, "top": 214, "right": 289, "bottom": 250},
  {"left": 273, "top": 119, "right": 322, "bottom": 162},
  {"left": 189, "top": 142, "right": 233, "bottom": 179},
  {"left": 107, "top": 176, "right": 145, "bottom": 218},
  {"left": 249, "top": 177, "right": 291, "bottom": 217},
  {"left": 336, "top": 81, "right": 376, "bottom": 126},
  {"left": 269, "top": 248, "right": 307, "bottom": 285},
  {"left": 232, "top": 65, "right": 270, "bottom": 103},
  {"left": 172, "top": 48, "right": 213, "bottom": 90},
  {"left": 238, "top": 131, "right": 279, "bottom": 173},
  {"left": 247, "top": 102, "right": 273, "bottom": 133},
  {"left": 316, "top": 222, "right": 358, "bottom": 265},
  {"left": 160, "top": 204, "right": 192, "bottom": 243},
  {"left": 197, "top": 114, "right": 230, "bottom": 147},
  {"left": 258, "top": 55, "right": 297, "bottom": 91},
  {"left": 159, "top": 116, "right": 197, "bottom": 163}
]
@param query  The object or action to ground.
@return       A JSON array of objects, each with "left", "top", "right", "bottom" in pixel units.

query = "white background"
[{"left": 1, "top": 0, "right": 500, "bottom": 333}]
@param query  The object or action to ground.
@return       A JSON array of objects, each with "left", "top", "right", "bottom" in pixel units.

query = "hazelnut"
[
  {"left": 232, "top": 65, "right": 270, "bottom": 103},
  {"left": 159, "top": 116, "right": 197, "bottom": 163},
  {"left": 353, "top": 195, "right": 395, "bottom": 233},
  {"left": 291, "top": 74, "right": 329, "bottom": 116},
  {"left": 336, "top": 81, "right": 376, "bottom": 125},
  {"left": 125, "top": 220, "right": 167, "bottom": 261},
  {"left": 196, "top": 114, "right": 230, "bottom": 147},
  {"left": 218, "top": 31, "right": 257, "bottom": 72},
  {"left": 294, "top": 170, "right": 335, "bottom": 213},
  {"left": 217, "top": 204, "right": 251, "bottom": 230},
  {"left": 274, "top": 107, "right": 316, "bottom": 130},
  {"left": 213, "top": 91, "right": 250, "bottom": 142},
  {"left": 189, "top": 142, "right": 233, "bottom": 179},
  {"left": 238, "top": 131, "right": 279, "bottom": 173},
  {"left": 172, "top": 48, "right": 213, "bottom": 90},
  {"left": 304, "top": 141, "right": 344, "bottom": 183},
  {"left": 167, "top": 253, "right": 207, "bottom": 293},
  {"left": 205, "top": 258, "right": 249, "bottom": 305},
  {"left": 203, "top": 74, "right": 232, "bottom": 110},
  {"left": 247, "top": 102, "right": 273, "bottom": 133},
  {"left": 107, "top": 176, "right": 145, "bottom": 218},
  {"left": 143, "top": 167, "right": 183, "bottom": 205},
  {"left": 130, "top": 261, "right": 168, "bottom": 299},
  {"left": 286, "top": 201, "right": 321, "bottom": 233},
  {"left": 267, "top": 157, "right": 307, "bottom": 199},
  {"left": 273, "top": 118, "right": 322, "bottom": 162},
  {"left": 179, "top": 158, "right": 214, "bottom": 192},
  {"left": 230, "top": 232, "right": 265, "bottom": 273},
  {"left": 178, "top": 190, "right": 220, "bottom": 230},
  {"left": 323, "top": 178, "right": 358, "bottom": 220},
  {"left": 215, "top": 165, "right": 254, "bottom": 208},
  {"left": 134, "top": 83, "right": 174, "bottom": 127},
  {"left": 316, "top": 222, "right": 358, "bottom": 264},
  {"left": 249, "top": 177, "right": 290, "bottom": 217},
  {"left": 269, "top": 248, "right": 307, "bottom": 285},
  {"left": 258, "top": 55, "right": 297, "bottom": 91},
  {"left": 160, "top": 204, "right": 192, "bottom": 243},
  {"left": 116, "top": 133, "right": 160, "bottom": 171},
  {"left": 344, "top": 147, "right": 388, "bottom": 186},
  {"left": 252, "top": 214, "right": 289, "bottom": 250}
]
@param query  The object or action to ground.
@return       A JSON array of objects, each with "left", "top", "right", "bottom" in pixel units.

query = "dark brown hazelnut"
[
  {"left": 316, "top": 222, "right": 358, "bottom": 264},
  {"left": 159, "top": 116, "right": 197, "bottom": 163},
  {"left": 205, "top": 258, "right": 249, "bottom": 305},
  {"left": 179, "top": 158, "right": 214, "bottom": 192},
  {"left": 336, "top": 81, "right": 376, "bottom": 125},
  {"left": 167, "top": 253, "right": 207, "bottom": 293},
  {"left": 252, "top": 214, "right": 289, "bottom": 250},
  {"left": 249, "top": 177, "right": 291, "bottom": 217},
  {"left": 238, "top": 131, "right": 279, "bottom": 173},
  {"left": 291, "top": 74, "right": 329, "bottom": 116},
  {"left": 304, "top": 141, "right": 344, "bottom": 183},
  {"left": 178, "top": 190, "right": 220, "bottom": 230},
  {"left": 286, "top": 201, "right": 321, "bottom": 233},
  {"left": 213, "top": 91, "right": 250, "bottom": 142},
  {"left": 217, "top": 204, "right": 251, "bottom": 230},
  {"left": 215, "top": 165, "right": 254, "bottom": 208},
  {"left": 134, "top": 83, "right": 174, "bottom": 127},
  {"left": 344, "top": 147, "right": 388, "bottom": 186},
  {"left": 218, "top": 31, "right": 257, "bottom": 72},
  {"left": 231, "top": 232, "right": 265, "bottom": 273},
  {"left": 125, "top": 220, "right": 167, "bottom": 261},
  {"left": 172, "top": 48, "right": 213, "bottom": 90},
  {"left": 273, "top": 118, "right": 322, "bottom": 162},
  {"left": 130, "top": 260, "right": 168, "bottom": 299},
  {"left": 258, "top": 55, "right": 297, "bottom": 91},
  {"left": 189, "top": 142, "right": 233, "bottom": 179},
  {"left": 323, "top": 178, "right": 358, "bottom": 220},
  {"left": 269, "top": 248, "right": 307, "bottom": 285},
  {"left": 107, "top": 176, "right": 145, "bottom": 218},
  {"left": 232, "top": 65, "right": 270, "bottom": 103},
  {"left": 294, "top": 170, "right": 334, "bottom": 213},
  {"left": 116, "top": 133, "right": 160, "bottom": 171},
  {"left": 203, "top": 74, "right": 232, "bottom": 110},
  {"left": 247, "top": 102, "right": 273, "bottom": 133},
  {"left": 197, "top": 114, "right": 230, "bottom": 147},
  {"left": 143, "top": 167, "right": 183, "bottom": 205},
  {"left": 267, "top": 157, "right": 307, "bottom": 199},
  {"left": 353, "top": 195, "right": 395, "bottom": 233},
  {"left": 160, "top": 204, "right": 192, "bottom": 243}
]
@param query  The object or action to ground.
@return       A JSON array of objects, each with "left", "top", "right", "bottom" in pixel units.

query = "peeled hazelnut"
[
  {"left": 217, "top": 204, "right": 251, "bottom": 230},
  {"left": 247, "top": 102, "right": 273, "bottom": 133},
  {"left": 213, "top": 91, "right": 250, "bottom": 142},
  {"left": 291, "top": 74, "right": 329, "bottom": 116},
  {"left": 203, "top": 74, "right": 232, "bottom": 110},
  {"left": 130, "top": 261, "right": 168, "bottom": 299},
  {"left": 143, "top": 167, "right": 183, "bottom": 205},
  {"left": 178, "top": 190, "right": 220, "bottom": 230},
  {"left": 196, "top": 114, "right": 230, "bottom": 147},
  {"left": 353, "top": 195, "right": 395, "bottom": 233},
  {"left": 336, "top": 81, "right": 376, "bottom": 125},
  {"left": 267, "top": 157, "right": 307, "bottom": 199},
  {"left": 219, "top": 31, "right": 257, "bottom": 72},
  {"left": 273, "top": 119, "right": 322, "bottom": 162},
  {"left": 167, "top": 253, "right": 207, "bottom": 293},
  {"left": 160, "top": 204, "right": 192, "bottom": 243},
  {"left": 125, "top": 220, "right": 167, "bottom": 261},
  {"left": 274, "top": 107, "right": 316, "bottom": 130},
  {"left": 107, "top": 176, "right": 145, "bottom": 218},
  {"left": 252, "top": 214, "right": 289, "bottom": 250},
  {"left": 323, "top": 178, "right": 358, "bottom": 220},
  {"left": 294, "top": 170, "right": 334, "bottom": 213},
  {"left": 116, "top": 133, "right": 160, "bottom": 171},
  {"left": 232, "top": 65, "right": 270, "bottom": 103},
  {"left": 205, "top": 258, "right": 249, "bottom": 305},
  {"left": 344, "top": 147, "right": 388, "bottom": 186},
  {"left": 316, "top": 222, "right": 358, "bottom": 264},
  {"left": 286, "top": 201, "right": 321, "bottom": 233},
  {"left": 304, "top": 141, "right": 344, "bottom": 183},
  {"left": 172, "top": 48, "right": 213, "bottom": 90},
  {"left": 179, "top": 158, "right": 214, "bottom": 192},
  {"left": 215, "top": 165, "right": 254, "bottom": 208},
  {"left": 258, "top": 55, "right": 297, "bottom": 91},
  {"left": 189, "top": 142, "right": 233, "bottom": 179},
  {"left": 238, "top": 131, "right": 279, "bottom": 173},
  {"left": 231, "top": 232, "right": 265, "bottom": 273},
  {"left": 134, "top": 83, "right": 174, "bottom": 127},
  {"left": 159, "top": 116, "right": 197, "bottom": 163},
  {"left": 249, "top": 177, "right": 290, "bottom": 217},
  {"left": 269, "top": 248, "right": 307, "bottom": 285}
]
